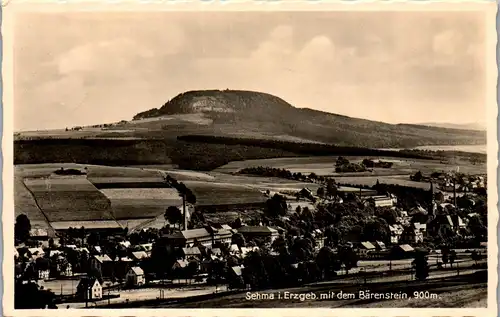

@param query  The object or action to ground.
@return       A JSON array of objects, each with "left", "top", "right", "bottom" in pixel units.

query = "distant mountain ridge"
[
  {"left": 416, "top": 122, "right": 487, "bottom": 131},
  {"left": 132, "top": 89, "right": 486, "bottom": 148}
]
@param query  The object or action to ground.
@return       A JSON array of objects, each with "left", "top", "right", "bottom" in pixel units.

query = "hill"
[
  {"left": 14, "top": 90, "right": 486, "bottom": 170},
  {"left": 131, "top": 90, "right": 485, "bottom": 148},
  {"left": 415, "top": 122, "right": 486, "bottom": 132}
]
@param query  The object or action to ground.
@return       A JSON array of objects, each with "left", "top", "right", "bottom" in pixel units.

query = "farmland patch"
[
  {"left": 183, "top": 181, "right": 267, "bottom": 206},
  {"left": 23, "top": 177, "right": 114, "bottom": 222}
]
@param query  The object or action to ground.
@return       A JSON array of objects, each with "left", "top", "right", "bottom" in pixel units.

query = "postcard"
[{"left": 2, "top": 0, "right": 498, "bottom": 316}]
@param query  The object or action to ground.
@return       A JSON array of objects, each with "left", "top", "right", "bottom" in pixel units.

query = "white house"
[
  {"left": 77, "top": 277, "right": 102, "bottom": 300},
  {"left": 125, "top": 266, "right": 145, "bottom": 287}
]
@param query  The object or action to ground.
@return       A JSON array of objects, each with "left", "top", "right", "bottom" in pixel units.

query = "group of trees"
[
  {"left": 238, "top": 166, "right": 315, "bottom": 183},
  {"left": 335, "top": 157, "right": 367, "bottom": 173},
  {"left": 362, "top": 159, "right": 394, "bottom": 169}
]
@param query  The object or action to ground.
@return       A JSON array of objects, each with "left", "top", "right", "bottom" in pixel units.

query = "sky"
[{"left": 14, "top": 10, "right": 488, "bottom": 131}]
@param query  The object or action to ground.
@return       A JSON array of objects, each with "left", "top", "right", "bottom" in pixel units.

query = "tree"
[
  {"left": 316, "top": 247, "right": 340, "bottom": 279},
  {"left": 362, "top": 218, "right": 390, "bottom": 243},
  {"left": 338, "top": 245, "right": 358, "bottom": 274},
  {"left": 441, "top": 248, "right": 449, "bottom": 267},
  {"left": 471, "top": 250, "right": 481, "bottom": 265},
  {"left": 164, "top": 206, "right": 183, "bottom": 229},
  {"left": 326, "top": 180, "right": 338, "bottom": 199},
  {"left": 449, "top": 250, "right": 457, "bottom": 268},
  {"left": 231, "top": 233, "right": 246, "bottom": 248},
  {"left": 413, "top": 250, "right": 429, "bottom": 281},
  {"left": 411, "top": 171, "right": 423, "bottom": 182},
  {"left": 15, "top": 214, "right": 31, "bottom": 243},
  {"left": 317, "top": 187, "right": 325, "bottom": 197},
  {"left": 265, "top": 194, "right": 288, "bottom": 218},
  {"left": 336, "top": 156, "right": 350, "bottom": 167},
  {"left": 187, "top": 261, "right": 199, "bottom": 283}
]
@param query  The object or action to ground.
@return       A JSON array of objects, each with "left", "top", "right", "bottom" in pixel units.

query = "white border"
[{"left": 2, "top": 1, "right": 498, "bottom": 316}]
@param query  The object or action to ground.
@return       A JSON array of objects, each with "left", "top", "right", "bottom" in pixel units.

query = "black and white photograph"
[{"left": 4, "top": 1, "right": 497, "bottom": 314}]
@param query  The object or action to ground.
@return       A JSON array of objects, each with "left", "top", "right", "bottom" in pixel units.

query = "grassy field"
[
  {"left": 335, "top": 176, "right": 432, "bottom": 189},
  {"left": 183, "top": 181, "right": 267, "bottom": 206},
  {"left": 216, "top": 156, "right": 486, "bottom": 176},
  {"left": 14, "top": 177, "right": 52, "bottom": 230}
]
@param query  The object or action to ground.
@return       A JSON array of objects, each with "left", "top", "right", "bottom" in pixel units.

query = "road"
[{"left": 59, "top": 284, "right": 229, "bottom": 309}]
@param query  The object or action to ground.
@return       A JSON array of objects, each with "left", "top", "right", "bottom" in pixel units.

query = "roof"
[
  {"left": 231, "top": 265, "right": 244, "bottom": 276},
  {"left": 414, "top": 223, "right": 427, "bottom": 231},
  {"left": 211, "top": 248, "right": 222, "bottom": 255},
  {"left": 28, "top": 248, "right": 44, "bottom": 256},
  {"left": 77, "top": 277, "right": 100, "bottom": 290},
  {"left": 229, "top": 244, "right": 240, "bottom": 253},
  {"left": 140, "top": 243, "right": 153, "bottom": 251},
  {"left": 174, "top": 260, "right": 189, "bottom": 268},
  {"left": 129, "top": 266, "right": 144, "bottom": 276},
  {"left": 374, "top": 241, "right": 386, "bottom": 249},
  {"left": 221, "top": 224, "right": 233, "bottom": 230},
  {"left": 360, "top": 242, "right": 376, "bottom": 250},
  {"left": 119, "top": 241, "right": 131, "bottom": 248},
  {"left": 30, "top": 228, "right": 48, "bottom": 237},
  {"left": 181, "top": 228, "right": 211, "bottom": 240},
  {"left": 237, "top": 226, "right": 278, "bottom": 235},
  {"left": 182, "top": 247, "right": 202, "bottom": 256},
  {"left": 49, "top": 250, "right": 63, "bottom": 257},
  {"left": 399, "top": 244, "right": 414, "bottom": 252},
  {"left": 131, "top": 251, "right": 149, "bottom": 260},
  {"left": 77, "top": 247, "right": 89, "bottom": 254},
  {"left": 94, "top": 254, "right": 113, "bottom": 263}
]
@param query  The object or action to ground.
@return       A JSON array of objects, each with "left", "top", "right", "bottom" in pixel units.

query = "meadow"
[
  {"left": 183, "top": 181, "right": 268, "bottom": 206},
  {"left": 215, "top": 156, "right": 486, "bottom": 180}
]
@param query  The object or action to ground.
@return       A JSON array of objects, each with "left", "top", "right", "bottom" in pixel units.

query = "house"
[
  {"left": 38, "top": 268, "right": 50, "bottom": 280},
  {"left": 139, "top": 243, "right": 153, "bottom": 253},
  {"left": 409, "top": 205, "right": 428, "bottom": 216},
  {"left": 90, "top": 254, "right": 113, "bottom": 277},
  {"left": 389, "top": 224, "right": 404, "bottom": 244},
  {"left": 312, "top": 229, "right": 325, "bottom": 250},
  {"left": 181, "top": 247, "right": 202, "bottom": 260},
  {"left": 76, "top": 277, "right": 102, "bottom": 300},
  {"left": 119, "top": 241, "right": 131, "bottom": 249},
  {"left": 59, "top": 262, "right": 73, "bottom": 277},
  {"left": 211, "top": 248, "right": 223, "bottom": 257},
  {"left": 131, "top": 251, "right": 150, "bottom": 262},
  {"left": 357, "top": 241, "right": 376, "bottom": 258},
  {"left": 401, "top": 225, "right": 423, "bottom": 244},
  {"left": 206, "top": 226, "right": 233, "bottom": 246},
  {"left": 237, "top": 226, "right": 280, "bottom": 243},
  {"left": 28, "top": 248, "right": 45, "bottom": 259},
  {"left": 374, "top": 241, "right": 386, "bottom": 251},
  {"left": 367, "top": 195, "right": 395, "bottom": 208},
  {"left": 49, "top": 250, "right": 63, "bottom": 258},
  {"left": 172, "top": 259, "right": 189, "bottom": 270},
  {"left": 228, "top": 265, "right": 245, "bottom": 289},
  {"left": 126, "top": 267, "right": 145, "bottom": 287},
  {"left": 164, "top": 228, "right": 213, "bottom": 248},
  {"left": 391, "top": 244, "right": 415, "bottom": 259},
  {"left": 93, "top": 246, "right": 103, "bottom": 254},
  {"left": 29, "top": 228, "right": 50, "bottom": 240}
]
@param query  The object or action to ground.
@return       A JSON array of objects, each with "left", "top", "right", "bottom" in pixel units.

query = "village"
[{"left": 14, "top": 162, "right": 488, "bottom": 309}]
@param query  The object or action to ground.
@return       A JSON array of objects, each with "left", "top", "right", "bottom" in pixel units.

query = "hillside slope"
[{"left": 132, "top": 90, "right": 485, "bottom": 148}]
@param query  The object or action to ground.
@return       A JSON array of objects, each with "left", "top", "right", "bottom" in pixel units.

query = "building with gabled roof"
[
  {"left": 76, "top": 277, "right": 102, "bottom": 300},
  {"left": 131, "top": 251, "right": 150, "bottom": 261},
  {"left": 126, "top": 266, "right": 145, "bottom": 287},
  {"left": 237, "top": 226, "right": 279, "bottom": 242}
]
